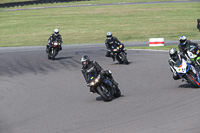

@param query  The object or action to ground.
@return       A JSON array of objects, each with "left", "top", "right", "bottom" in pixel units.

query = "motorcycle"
[
  {"left": 170, "top": 56, "right": 200, "bottom": 88},
  {"left": 47, "top": 40, "right": 61, "bottom": 60},
  {"left": 186, "top": 45, "right": 200, "bottom": 66},
  {"left": 87, "top": 71, "right": 121, "bottom": 101},
  {"left": 112, "top": 44, "right": 129, "bottom": 64}
]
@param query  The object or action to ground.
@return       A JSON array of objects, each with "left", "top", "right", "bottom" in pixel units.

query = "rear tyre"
[{"left": 113, "top": 85, "right": 121, "bottom": 98}]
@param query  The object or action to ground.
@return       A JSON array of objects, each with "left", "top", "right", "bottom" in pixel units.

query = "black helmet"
[
  {"left": 80, "top": 55, "right": 90, "bottom": 68},
  {"left": 169, "top": 48, "right": 179, "bottom": 61}
]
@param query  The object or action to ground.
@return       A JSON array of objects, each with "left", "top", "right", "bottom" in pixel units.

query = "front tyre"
[
  {"left": 97, "top": 86, "right": 112, "bottom": 101},
  {"left": 121, "top": 52, "right": 129, "bottom": 65},
  {"left": 48, "top": 49, "right": 52, "bottom": 59},
  {"left": 51, "top": 49, "right": 57, "bottom": 60},
  {"left": 48, "top": 54, "right": 51, "bottom": 59}
]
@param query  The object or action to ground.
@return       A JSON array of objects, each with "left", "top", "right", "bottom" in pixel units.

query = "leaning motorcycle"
[
  {"left": 87, "top": 71, "right": 121, "bottom": 101},
  {"left": 47, "top": 41, "right": 61, "bottom": 60},
  {"left": 186, "top": 45, "right": 200, "bottom": 66},
  {"left": 170, "top": 57, "right": 200, "bottom": 88},
  {"left": 112, "top": 44, "right": 129, "bottom": 64}
]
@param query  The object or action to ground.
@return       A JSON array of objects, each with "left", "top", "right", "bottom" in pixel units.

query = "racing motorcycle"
[
  {"left": 87, "top": 71, "right": 121, "bottom": 101},
  {"left": 47, "top": 40, "right": 61, "bottom": 60},
  {"left": 186, "top": 45, "right": 200, "bottom": 66},
  {"left": 112, "top": 44, "right": 129, "bottom": 64},
  {"left": 170, "top": 56, "right": 200, "bottom": 88}
]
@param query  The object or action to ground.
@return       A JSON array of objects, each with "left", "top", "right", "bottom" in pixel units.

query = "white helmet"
[
  {"left": 169, "top": 48, "right": 179, "bottom": 61},
  {"left": 106, "top": 32, "right": 112, "bottom": 38},
  {"left": 179, "top": 36, "right": 187, "bottom": 46},
  {"left": 54, "top": 29, "right": 59, "bottom": 36}
]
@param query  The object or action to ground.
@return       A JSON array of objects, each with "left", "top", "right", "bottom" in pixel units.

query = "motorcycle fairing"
[{"left": 174, "top": 59, "right": 190, "bottom": 76}]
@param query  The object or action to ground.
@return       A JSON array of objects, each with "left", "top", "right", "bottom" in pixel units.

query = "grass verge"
[
  {"left": 0, "top": 0, "right": 185, "bottom": 5},
  {"left": 0, "top": 1, "right": 199, "bottom": 47}
]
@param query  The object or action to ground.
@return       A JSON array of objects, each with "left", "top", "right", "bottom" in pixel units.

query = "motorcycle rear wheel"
[{"left": 113, "top": 85, "right": 121, "bottom": 98}]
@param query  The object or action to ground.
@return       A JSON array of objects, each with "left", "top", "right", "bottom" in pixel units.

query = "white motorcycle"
[{"left": 171, "top": 57, "right": 200, "bottom": 88}]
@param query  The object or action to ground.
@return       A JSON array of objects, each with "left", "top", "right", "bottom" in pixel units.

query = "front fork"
[{"left": 170, "top": 66, "right": 177, "bottom": 76}]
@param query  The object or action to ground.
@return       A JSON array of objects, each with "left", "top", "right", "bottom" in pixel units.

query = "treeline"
[{"left": 0, "top": 0, "right": 89, "bottom": 8}]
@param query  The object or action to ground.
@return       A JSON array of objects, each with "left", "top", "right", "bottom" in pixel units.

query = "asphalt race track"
[{"left": 1, "top": 43, "right": 200, "bottom": 133}]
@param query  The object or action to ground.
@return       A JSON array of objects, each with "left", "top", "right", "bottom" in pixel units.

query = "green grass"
[
  {"left": 0, "top": 0, "right": 184, "bottom": 4},
  {"left": 0, "top": 1, "right": 200, "bottom": 47}
]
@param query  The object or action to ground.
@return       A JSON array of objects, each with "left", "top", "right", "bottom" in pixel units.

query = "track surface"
[{"left": 1, "top": 43, "right": 200, "bottom": 133}]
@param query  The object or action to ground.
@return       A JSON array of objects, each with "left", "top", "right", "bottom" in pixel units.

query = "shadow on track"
[
  {"left": 96, "top": 95, "right": 124, "bottom": 102},
  {"left": 179, "top": 84, "right": 200, "bottom": 89},
  {"left": 54, "top": 56, "right": 73, "bottom": 60},
  {"left": 110, "top": 62, "right": 132, "bottom": 65}
]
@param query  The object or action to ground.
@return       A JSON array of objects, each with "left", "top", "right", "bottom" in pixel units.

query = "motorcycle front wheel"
[
  {"left": 186, "top": 73, "right": 200, "bottom": 88},
  {"left": 121, "top": 52, "right": 129, "bottom": 65},
  {"left": 51, "top": 49, "right": 57, "bottom": 60},
  {"left": 97, "top": 86, "right": 112, "bottom": 101}
]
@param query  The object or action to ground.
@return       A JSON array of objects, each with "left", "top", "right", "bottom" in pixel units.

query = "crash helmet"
[
  {"left": 106, "top": 31, "right": 113, "bottom": 39},
  {"left": 169, "top": 48, "right": 179, "bottom": 61},
  {"left": 80, "top": 55, "right": 90, "bottom": 68},
  {"left": 54, "top": 29, "right": 59, "bottom": 36},
  {"left": 179, "top": 36, "right": 187, "bottom": 46}
]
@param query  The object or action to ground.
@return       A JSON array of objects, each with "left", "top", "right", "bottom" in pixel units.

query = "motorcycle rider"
[
  {"left": 46, "top": 29, "right": 63, "bottom": 53},
  {"left": 188, "top": 45, "right": 200, "bottom": 72},
  {"left": 80, "top": 55, "right": 118, "bottom": 93},
  {"left": 178, "top": 36, "right": 200, "bottom": 70},
  {"left": 168, "top": 48, "right": 181, "bottom": 80},
  {"left": 178, "top": 36, "right": 198, "bottom": 55},
  {"left": 169, "top": 48, "right": 200, "bottom": 80},
  {"left": 105, "top": 32, "right": 124, "bottom": 61}
]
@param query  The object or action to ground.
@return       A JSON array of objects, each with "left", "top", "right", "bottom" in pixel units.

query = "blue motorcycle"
[{"left": 171, "top": 57, "right": 200, "bottom": 88}]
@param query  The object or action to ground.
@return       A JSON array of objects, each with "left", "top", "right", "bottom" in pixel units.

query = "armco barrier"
[{"left": 0, "top": 0, "right": 89, "bottom": 8}]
